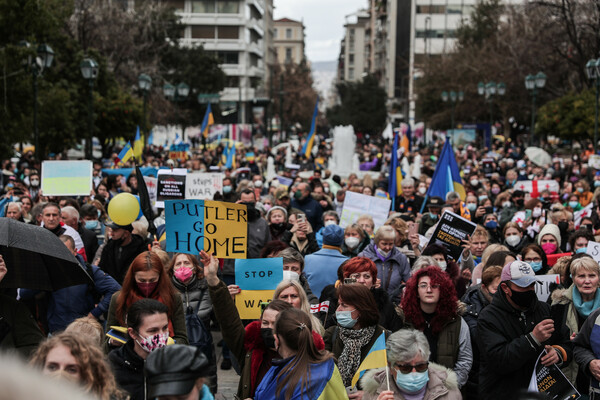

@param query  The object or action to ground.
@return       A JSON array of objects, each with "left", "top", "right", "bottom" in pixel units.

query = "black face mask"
[
  {"left": 271, "top": 222, "right": 286, "bottom": 231},
  {"left": 241, "top": 202, "right": 260, "bottom": 222},
  {"left": 558, "top": 221, "right": 568, "bottom": 232},
  {"left": 509, "top": 288, "right": 537, "bottom": 309},
  {"left": 260, "top": 327, "right": 276, "bottom": 349},
  {"left": 515, "top": 199, "right": 525, "bottom": 207}
]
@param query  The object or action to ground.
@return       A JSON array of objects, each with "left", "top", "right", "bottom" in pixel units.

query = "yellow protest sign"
[{"left": 235, "top": 290, "right": 274, "bottom": 320}]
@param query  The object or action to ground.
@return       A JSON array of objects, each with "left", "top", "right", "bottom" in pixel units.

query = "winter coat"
[
  {"left": 361, "top": 363, "right": 462, "bottom": 400},
  {"left": 504, "top": 234, "right": 530, "bottom": 255},
  {"left": 254, "top": 357, "right": 347, "bottom": 400},
  {"left": 419, "top": 213, "right": 439, "bottom": 236},
  {"left": 0, "top": 294, "right": 44, "bottom": 358},
  {"left": 358, "top": 243, "right": 411, "bottom": 297},
  {"left": 78, "top": 223, "right": 99, "bottom": 263},
  {"left": 222, "top": 216, "right": 270, "bottom": 276},
  {"left": 573, "top": 307, "right": 600, "bottom": 393},
  {"left": 208, "top": 279, "right": 325, "bottom": 399},
  {"left": 477, "top": 288, "right": 573, "bottom": 400},
  {"left": 108, "top": 340, "right": 146, "bottom": 400},
  {"left": 280, "top": 230, "right": 320, "bottom": 256},
  {"left": 341, "top": 234, "right": 371, "bottom": 258},
  {"left": 304, "top": 248, "right": 349, "bottom": 298},
  {"left": 291, "top": 196, "right": 324, "bottom": 231},
  {"left": 319, "top": 285, "right": 403, "bottom": 332},
  {"left": 98, "top": 234, "right": 149, "bottom": 284}
]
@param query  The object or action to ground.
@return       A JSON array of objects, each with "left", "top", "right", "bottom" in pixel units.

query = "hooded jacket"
[
  {"left": 359, "top": 243, "right": 411, "bottom": 298},
  {"left": 98, "top": 234, "right": 149, "bottom": 284},
  {"left": 361, "top": 363, "right": 461, "bottom": 400},
  {"left": 477, "top": 287, "right": 572, "bottom": 400},
  {"left": 108, "top": 340, "right": 146, "bottom": 400}
]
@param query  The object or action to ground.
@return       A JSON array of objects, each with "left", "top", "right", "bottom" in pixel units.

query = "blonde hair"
[
  {"left": 411, "top": 256, "right": 440, "bottom": 274},
  {"left": 273, "top": 280, "right": 324, "bottom": 335},
  {"left": 481, "top": 244, "right": 509, "bottom": 266},
  {"left": 570, "top": 257, "right": 600, "bottom": 277},
  {"left": 374, "top": 225, "right": 396, "bottom": 244},
  {"left": 65, "top": 317, "right": 104, "bottom": 347},
  {"left": 152, "top": 248, "right": 171, "bottom": 271},
  {"left": 385, "top": 217, "right": 408, "bottom": 243}
]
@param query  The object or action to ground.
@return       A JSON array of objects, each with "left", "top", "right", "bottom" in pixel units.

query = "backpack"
[{"left": 185, "top": 301, "right": 213, "bottom": 360}]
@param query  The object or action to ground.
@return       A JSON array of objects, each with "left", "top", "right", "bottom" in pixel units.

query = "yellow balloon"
[{"left": 108, "top": 193, "right": 140, "bottom": 225}]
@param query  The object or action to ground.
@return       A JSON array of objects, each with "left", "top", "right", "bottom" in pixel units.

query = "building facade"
[{"left": 273, "top": 18, "right": 305, "bottom": 65}]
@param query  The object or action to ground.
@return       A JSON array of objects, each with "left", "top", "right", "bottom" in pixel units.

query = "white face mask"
[
  {"left": 254, "top": 180, "right": 263, "bottom": 188},
  {"left": 345, "top": 237, "right": 360, "bottom": 249},
  {"left": 532, "top": 208, "right": 542, "bottom": 218},
  {"left": 282, "top": 270, "right": 300, "bottom": 281},
  {"left": 418, "top": 187, "right": 427, "bottom": 195},
  {"left": 502, "top": 201, "right": 512, "bottom": 209},
  {"left": 437, "top": 260, "right": 447, "bottom": 271},
  {"left": 505, "top": 234, "right": 521, "bottom": 247},
  {"left": 324, "top": 220, "right": 337, "bottom": 227}
]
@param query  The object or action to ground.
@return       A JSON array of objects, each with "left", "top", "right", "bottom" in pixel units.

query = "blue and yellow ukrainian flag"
[
  {"left": 133, "top": 126, "right": 143, "bottom": 163},
  {"left": 115, "top": 142, "right": 134, "bottom": 166},
  {"left": 388, "top": 132, "right": 403, "bottom": 209},
  {"left": 225, "top": 142, "right": 236, "bottom": 169},
  {"left": 300, "top": 96, "right": 319, "bottom": 158},
  {"left": 424, "top": 137, "right": 465, "bottom": 201},
  {"left": 201, "top": 103, "right": 214, "bottom": 138},
  {"left": 351, "top": 332, "right": 387, "bottom": 387}
]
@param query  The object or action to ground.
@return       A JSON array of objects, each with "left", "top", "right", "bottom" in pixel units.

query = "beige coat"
[{"left": 550, "top": 286, "right": 580, "bottom": 383}]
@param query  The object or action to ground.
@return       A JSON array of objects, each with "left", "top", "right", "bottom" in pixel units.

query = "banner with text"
[
  {"left": 185, "top": 172, "right": 224, "bottom": 200},
  {"left": 425, "top": 211, "right": 477, "bottom": 261},
  {"left": 528, "top": 350, "right": 579, "bottom": 398},
  {"left": 156, "top": 168, "right": 187, "bottom": 208},
  {"left": 234, "top": 258, "right": 283, "bottom": 319},
  {"left": 165, "top": 199, "right": 247, "bottom": 258},
  {"left": 534, "top": 274, "right": 561, "bottom": 302},
  {"left": 340, "top": 191, "right": 391, "bottom": 230},
  {"left": 42, "top": 160, "right": 93, "bottom": 196}
]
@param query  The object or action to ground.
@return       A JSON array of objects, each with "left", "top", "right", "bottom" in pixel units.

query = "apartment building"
[{"left": 273, "top": 18, "right": 306, "bottom": 65}]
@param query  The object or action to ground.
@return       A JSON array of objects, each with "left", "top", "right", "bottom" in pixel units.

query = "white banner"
[
  {"left": 513, "top": 180, "right": 559, "bottom": 195},
  {"left": 185, "top": 172, "right": 224, "bottom": 200},
  {"left": 340, "top": 191, "right": 391, "bottom": 231}
]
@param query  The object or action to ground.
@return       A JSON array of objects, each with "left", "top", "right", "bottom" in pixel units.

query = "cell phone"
[
  {"left": 344, "top": 278, "right": 357, "bottom": 284},
  {"left": 525, "top": 209, "right": 532, "bottom": 220},
  {"left": 298, "top": 214, "right": 306, "bottom": 223},
  {"left": 408, "top": 222, "right": 418, "bottom": 237},
  {"left": 484, "top": 206, "right": 494, "bottom": 214}
]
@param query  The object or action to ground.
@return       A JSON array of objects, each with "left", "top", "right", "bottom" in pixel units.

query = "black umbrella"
[{"left": 0, "top": 218, "right": 92, "bottom": 290}]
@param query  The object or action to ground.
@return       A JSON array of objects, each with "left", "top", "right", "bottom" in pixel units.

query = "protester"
[
  {"left": 266, "top": 205, "right": 290, "bottom": 241},
  {"left": 341, "top": 223, "right": 371, "bottom": 257},
  {"left": 273, "top": 279, "right": 324, "bottom": 334},
  {"left": 279, "top": 247, "right": 318, "bottom": 304},
  {"left": 304, "top": 224, "right": 348, "bottom": 298},
  {"left": 291, "top": 182, "right": 324, "bottom": 231},
  {"left": 98, "top": 222, "right": 149, "bottom": 284},
  {"left": 61, "top": 205, "right": 98, "bottom": 263},
  {"left": 537, "top": 223, "right": 563, "bottom": 256},
  {"left": 280, "top": 211, "right": 320, "bottom": 256},
  {"left": 502, "top": 221, "right": 529, "bottom": 254},
  {"left": 520, "top": 243, "right": 550, "bottom": 275}
]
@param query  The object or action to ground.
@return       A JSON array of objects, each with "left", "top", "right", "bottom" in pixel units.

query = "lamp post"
[
  {"left": 586, "top": 59, "right": 600, "bottom": 151},
  {"left": 163, "top": 82, "right": 189, "bottom": 142},
  {"left": 441, "top": 90, "right": 464, "bottom": 132},
  {"left": 524, "top": 71, "right": 546, "bottom": 146},
  {"left": 138, "top": 73, "right": 152, "bottom": 148},
  {"left": 478, "top": 81, "right": 506, "bottom": 127},
  {"left": 21, "top": 41, "right": 54, "bottom": 161},
  {"left": 80, "top": 58, "right": 99, "bottom": 160}
]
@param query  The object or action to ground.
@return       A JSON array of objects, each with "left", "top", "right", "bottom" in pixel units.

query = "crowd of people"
[{"left": 2, "top": 136, "right": 600, "bottom": 399}]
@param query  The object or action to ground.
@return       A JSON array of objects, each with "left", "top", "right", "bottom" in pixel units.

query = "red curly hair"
[
  {"left": 342, "top": 257, "right": 378, "bottom": 281},
  {"left": 400, "top": 266, "right": 458, "bottom": 334}
]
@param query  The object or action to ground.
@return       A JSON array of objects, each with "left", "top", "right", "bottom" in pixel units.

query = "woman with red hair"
[
  {"left": 400, "top": 266, "right": 472, "bottom": 389},
  {"left": 105, "top": 251, "right": 188, "bottom": 348},
  {"left": 319, "top": 257, "right": 403, "bottom": 331}
]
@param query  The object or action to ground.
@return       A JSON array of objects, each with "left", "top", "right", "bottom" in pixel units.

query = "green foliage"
[
  {"left": 537, "top": 89, "right": 595, "bottom": 139},
  {"left": 326, "top": 75, "right": 387, "bottom": 134},
  {"left": 95, "top": 87, "right": 144, "bottom": 147},
  {"left": 455, "top": 0, "right": 502, "bottom": 49}
]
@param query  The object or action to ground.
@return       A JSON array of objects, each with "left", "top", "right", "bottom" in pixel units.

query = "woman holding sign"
[{"left": 551, "top": 255, "right": 600, "bottom": 393}]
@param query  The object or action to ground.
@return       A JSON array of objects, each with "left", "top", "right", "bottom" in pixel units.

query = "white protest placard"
[
  {"left": 586, "top": 241, "right": 600, "bottom": 264},
  {"left": 156, "top": 168, "right": 187, "bottom": 208},
  {"left": 589, "top": 155, "right": 600, "bottom": 170},
  {"left": 535, "top": 274, "right": 561, "bottom": 302},
  {"left": 185, "top": 172, "right": 224, "bottom": 200},
  {"left": 143, "top": 176, "right": 157, "bottom": 207},
  {"left": 339, "top": 191, "right": 391, "bottom": 230},
  {"left": 41, "top": 160, "right": 93, "bottom": 196}
]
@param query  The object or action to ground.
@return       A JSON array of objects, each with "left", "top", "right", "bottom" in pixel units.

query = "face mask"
[
  {"left": 573, "top": 170, "right": 580, "bottom": 175},
  {"left": 30, "top": 179, "right": 40, "bottom": 187},
  {"left": 466, "top": 203, "right": 477, "bottom": 212},
  {"left": 541, "top": 242, "right": 557, "bottom": 255},
  {"left": 429, "top": 212, "right": 438, "bottom": 220},
  {"left": 294, "top": 190, "right": 303, "bottom": 200},
  {"left": 174, "top": 266, "right": 194, "bottom": 282},
  {"left": 437, "top": 261, "right": 447, "bottom": 271},
  {"left": 516, "top": 199, "right": 525, "bottom": 207},
  {"left": 282, "top": 270, "right": 300, "bottom": 281},
  {"left": 324, "top": 220, "right": 337, "bottom": 227},
  {"left": 271, "top": 222, "right": 286, "bottom": 231},
  {"left": 568, "top": 201, "right": 579, "bottom": 209},
  {"left": 577, "top": 187, "right": 584, "bottom": 193},
  {"left": 532, "top": 208, "right": 542, "bottom": 218},
  {"left": 223, "top": 185, "right": 232, "bottom": 194},
  {"left": 530, "top": 261, "right": 543, "bottom": 272},
  {"left": 377, "top": 248, "right": 390, "bottom": 258},
  {"left": 485, "top": 220, "right": 498, "bottom": 229},
  {"left": 260, "top": 328, "right": 276, "bottom": 349},
  {"left": 478, "top": 195, "right": 488, "bottom": 202},
  {"left": 558, "top": 221, "right": 568, "bottom": 232},
  {"left": 583, "top": 224, "right": 593, "bottom": 231},
  {"left": 502, "top": 201, "right": 512, "bottom": 209},
  {"left": 491, "top": 187, "right": 501, "bottom": 195},
  {"left": 136, "top": 332, "right": 169, "bottom": 353},
  {"left": 254, "top": 180, "right": 263, "bottom": 188},
  {"left": 324, "top": 187, "right": 330, "bottom": 193},
  {"left": 264, "top": 204, "right": 272, "bottom": 212},
  {"left": 85, "top": 220, "right": 98, "bottom": 230},
  {"left": 418, "top": 187, "right": 427, "bottom": 195},
  {"left": 508, "top": 288, "right": 537, "bottom": 309},
  {"left": 395, "top": 370, "right": 429, "bottom": 393},
  {"left": 594, "top": 181, "right": 600, "bottom": 187},
  {"left": 505, "top": 234, "right": 521, "bottom": 247},
  {"left": 470, "top": 179, "right": 479, "bottom": 186},
  {"left": 336, "top": 310, "right": 357, "bottom": 328},
  {"left": 137, "top": 282, "right": 158, "bottom": 297},
  {"left": 345, "top": 236, "right": 360, "bottom": 249},
  {"left": 576, "top": 247, "right": 588, "bottom": 254}
]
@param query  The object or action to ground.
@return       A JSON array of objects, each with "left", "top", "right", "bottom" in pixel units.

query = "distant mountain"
[{"left": 311, "top": 61, "right": 337, "bottom": 108}]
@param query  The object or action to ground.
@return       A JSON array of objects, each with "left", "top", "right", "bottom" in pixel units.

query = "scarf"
[
  {"left": 572, "top": 286, "right": 600, "bottom": 318},
  {"left": 290, "top": 234, "right": 309, "bottom": 253},
  {"left": 337, "top": 325, "right": 376, "bottom": 386}
]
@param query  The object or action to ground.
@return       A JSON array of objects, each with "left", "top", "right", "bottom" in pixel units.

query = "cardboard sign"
[
  {"left": 156, "top": 168, "right": 187, "bottom": 208},
  {"left": 528, "top": 350, "right": 580, "bottom": 398},
  {"left": 534, "top": 274, "right": 561, "bottom": 302},
  {"left": 425, "top": 211, "right": 477, "bottom": 261},
  {"left": 340, "top": 191, "right": 392, "bottom": 230},
  {"left": 235, "top": 258, "right": 283, "bottom": 290},
  {"left": 235, "top": 290, "right": 275, "bottom": 320},
  {"left": 165, "top": 199, "right": 247, "bottom": 258},
  {"left": 586, "top": 241, "right": 600, "bottom": 264},
  {"left": 589, "top": 154, "right": 600, "bottom": 170},
  {"left": 41, "top": 160, "right": 92, "bottom": 196},
  {"left": 185, "top": 172, "right": 224, "bottom": 200}
]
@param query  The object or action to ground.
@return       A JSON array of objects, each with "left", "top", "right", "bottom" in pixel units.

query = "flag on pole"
[
  {"left": 351, "top": 332, "right": 388, "bottom": 387},
  {"left": 133, "top": 126, "right": 143, "bottom": 162},
  {"left": 300, "top": 96, "right": 319, "bottom": 158},
  {"left": 201, "top": 103, "right": 215, "bottom": 138},
  {"left": 425, "top": 138, "right": 465, "bottom": 201},
  {"left": 226, "top": 142, "right": 236, "bottom": 169},
  {"left": 310, "top": 301, "right": 330, "bottom": 313},
  {"left": 388, "top": 132, "right": 403, "bottom": 210},
  {"left": 115, "top": 142, "right": 134, "bottom": 166}
]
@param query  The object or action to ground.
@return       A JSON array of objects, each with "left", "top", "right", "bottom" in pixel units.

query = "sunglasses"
[{"left": 395, "top": 362, "right": 429, "bottom": 374}]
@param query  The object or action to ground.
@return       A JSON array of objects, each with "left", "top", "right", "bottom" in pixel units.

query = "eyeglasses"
[
  {"left": 524, "top": 258, "right": 542, "bottom": 263},
  {"left": 395, "top": 362, "right": 429, "bottom": 374},
  {"left": 418, "top": 283, "right": 440, "bottom": 290}
]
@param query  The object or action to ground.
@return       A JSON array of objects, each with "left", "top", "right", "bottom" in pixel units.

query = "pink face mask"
[
  {"left": 174, "top": 266, "right": 194, "bottom": 282},
  {"left": 541, "top": 242, "right": 557, "bottom": 255},
  {"left": 136, "top": 332, "right": 169, "bottom": 353}
]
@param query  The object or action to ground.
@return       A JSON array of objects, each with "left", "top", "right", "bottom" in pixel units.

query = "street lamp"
[
  {"left": 163, "top": 82, "right": 189, "bottom": 141},
  {"left": 138, "top": 73, "right": 152, "bottom": 148},
  {"left": 80, "top": 58, "right": 99, "bottom": 160},
  {"left": 21, "top": 41, "right": 54, "bottom": 161},
  {"left": 477, "top": 80, "right": 506, "bottom": 127},
  {"left": 586, "top": 59, "right": 600, "bottom": 151},
  {"left": 524, "top": 71, "right": 546, "bottom": 145},
  {"left": 441, "top": 90, "right": 464, "bottom": 132}
]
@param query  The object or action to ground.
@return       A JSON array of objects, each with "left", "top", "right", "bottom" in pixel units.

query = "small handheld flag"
[
  {"left": 351, "top": 331, "right": 387, "bottom": 387},
  {"left": 115, "top": 142, "right": 134, "bottom": 166},
  {"left": 310, "top": 301, "right": 330, "bottom": 313},
  {"left": 133, "top": 126, "right": 143, "bottom": 162},
  {"left": 300, "top": 96, "right": 319, "bottom": 158},
  {"left": 201, "top": 103, "right": 215, "bottom": 138}
]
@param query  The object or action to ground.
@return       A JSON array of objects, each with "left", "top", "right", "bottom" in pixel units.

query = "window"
[
  {"left": 192, "top": 0, "right": 215, "bottom": 13},
  {"left": 217, "top": 25, "right": 239, "bottom": 39},
  {"left": 285, "top": 48, "right": 292, "bottom": 62},
  {"left": 286, "top": 28, "right": 292, "bottom": 39},
  {"left": 348, "top": 68, "right": 354, "bottom": 80},
  {"left": 416, "top": 5, "right": 445, "bottom": 13},
  {"left": 274, "top": 28, "right": 278, "bottom": 38},
  {"left": 225, "top": 76, "right": 240, "bottom": 87},
  {"left": 217, "top": 0, "right": 239, "bottom": 13},
  {"left": 217, "top": 51, "right": 239, "bottom": 64},
  {"left": 191, "top": 25, "right": 215, "bottom": 38},
  {"left": 166, "top": 0, "right": 185, "bottom": 11},
  {"left": 349, "top": 54, "right": 354, "bottom": 65}
]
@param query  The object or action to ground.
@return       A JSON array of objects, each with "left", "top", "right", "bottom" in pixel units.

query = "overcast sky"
[{"left": 274, "top": 0, "right": 368, "bottom": 63}]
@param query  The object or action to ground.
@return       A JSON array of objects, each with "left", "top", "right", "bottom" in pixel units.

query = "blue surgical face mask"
[
  {"left": 336, "top": 310, "right": 357, "bottom": 328},
  {"left": 395, "top": 370, "right": 429, "bottom": 393},
  {"left": 85, "top": 220, "right": 98, "bottom": 230},
  {"left": 478, "top": 195, "right": 488, "bottom": 202},
  {"left": 595, "top": 181, "right": 600, "bottom": 188},
  {"left": 466, "top": 203, "right": 477, "bottom": 212},
  {"left": 429, "top": 212, "right": 438, "bottom": 220},
  {"left": 530, "top": 261, "right": 543, "bottom": 272},
  {"left": 576, "top": 247, "right": 588, "bottom": 254},
  {"left": 223, "top": 185, "right": 232, "bottom": 194},
  {"left": 568, "top": 201, "right": 579, "bottom": 209},
  {"left": 484, "top": 220, "right": 498, "bottom": 229}
]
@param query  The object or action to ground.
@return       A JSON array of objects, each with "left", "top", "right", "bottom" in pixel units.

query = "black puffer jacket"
[
  {"left": 98, "top": 234, "right": 149, "bottom": 284},
  {"left": 108, "top": 340, "right": 146, "bottom": 400},
  {"left": 477, "top": 288, "right": 573, "bottom": 400}
]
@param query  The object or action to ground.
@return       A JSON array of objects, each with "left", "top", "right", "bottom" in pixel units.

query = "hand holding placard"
[
  {"left": 200, "top": 250, "right": 219, "bottom": 287},
  {"left": 234, "top": 258, "right": 283, "bottom": 319},
  {"left": 586, "top": 241, "right": 600, "bottom": 264}
]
